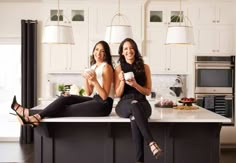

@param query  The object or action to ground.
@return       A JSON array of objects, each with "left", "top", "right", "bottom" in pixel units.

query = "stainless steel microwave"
[{"left": 195, "top": 56, "right": 235, "bottom": 94}]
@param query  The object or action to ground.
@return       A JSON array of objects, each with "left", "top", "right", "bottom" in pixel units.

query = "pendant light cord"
[
  {"left": 57, "top": 0, "right": 60, "bottom": 25},
  {"left": 179, "top": 0, "right": 183, "bottom": 24},
  {"left": 118, "top": 0, "right": 120, "bottom": 15},
  {"left": 180, "top": 0, "right": 182, "bottom": 13},
  {"left": 118, "top": 0, "right": 120, "bottom": 23}
]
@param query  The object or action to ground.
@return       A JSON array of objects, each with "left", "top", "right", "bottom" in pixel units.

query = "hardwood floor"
[
  {"left": 0, "top": 142, "right": 33, "bottom": 163},
  {"left": 0, "top": 142, "right": 235, "bottom": 163},
  {"left": 220, "top": 148, "right": 236, "bottom": 163}
]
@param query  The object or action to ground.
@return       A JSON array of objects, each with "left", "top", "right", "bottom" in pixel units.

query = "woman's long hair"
[
  {"left": 90, "top": 41, "right": 113, "bottom": 69},
  {"left": 118, "top": 38, "right": 145, "bottom": 73}
]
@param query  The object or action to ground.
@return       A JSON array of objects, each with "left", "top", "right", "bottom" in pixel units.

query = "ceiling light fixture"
[
  {"left": 105, "top": 0, "right": 133, "bottom": 44},
  {"left": 165, "top": 0, "right": 194, "bottom": 45},
  {"left": 42, "top": 0, "right": 74, "bottom": 44}
]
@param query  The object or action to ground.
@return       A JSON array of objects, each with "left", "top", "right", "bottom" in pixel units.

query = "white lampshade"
[
  {"left": 165, "top": 26, "right": 194, "bottom": 45},
  {"left": 105, "top": 25, "right": 133, "bottom": 44},
  {"left": 42, "top": 25, "right": 74, "bottom": 44}
]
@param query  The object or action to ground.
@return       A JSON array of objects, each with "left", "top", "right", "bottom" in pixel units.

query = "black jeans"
[
  {"left": 30, "top": 95, "right": 113, "bottom": 118},
  {"left": 115, "top": 94, "right": 153, "bottom": 162}
]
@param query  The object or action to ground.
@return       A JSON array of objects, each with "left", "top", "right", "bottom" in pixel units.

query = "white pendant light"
[
  {"left": 165, "top": 0, "right": 194, "bottom": 45},
  {"left": 42, "top": 0, "right": 74, "bottom": 44},
  {"left": 105, "top": 23, "right": 132, "bottom": 44},
  {"left": 166, "top": 26, "right": 194, "bottom": 45},
  {"left": 105, "top": 0, "right": 133, "bottom": 44}
]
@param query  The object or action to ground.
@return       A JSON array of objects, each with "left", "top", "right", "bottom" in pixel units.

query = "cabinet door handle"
[
  {"left": 217, "top": 20, "right": 220, "bottom": 23},
  {"left": 212, "top": 20, "right": 216, "bottom": 23},
  {"left": 212, "top": 50, "right": 216, "bottom": 52}
]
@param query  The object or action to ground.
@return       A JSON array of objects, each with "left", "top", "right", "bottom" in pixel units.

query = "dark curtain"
[{"left": 20, "top": 19, "right": 38, "bottom": 144}]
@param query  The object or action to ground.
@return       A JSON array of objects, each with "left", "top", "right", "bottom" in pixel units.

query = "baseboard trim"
[
  {"left": 0, "top": 137, "right": 19, "bottom": 142},
  {"left": 221, "top": 144, "right": 236, "bottom": 149}
]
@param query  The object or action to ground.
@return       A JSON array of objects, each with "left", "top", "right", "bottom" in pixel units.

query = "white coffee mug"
[
  {"left": 124, "top": 72, "right": 134, "bottom": 80},
  {"left": 84, "top": 68, "right": 94, "bottom": 74}
]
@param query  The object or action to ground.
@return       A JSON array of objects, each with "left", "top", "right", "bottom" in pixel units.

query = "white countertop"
[{"left": 33, "top": 100, "right": 231, "bottom": 123}]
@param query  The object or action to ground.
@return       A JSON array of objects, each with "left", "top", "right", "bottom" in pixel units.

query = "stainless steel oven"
[
  {"left": 194, "top": 56, "right": 235, "bottom": 125},
  {"left": 195, "top": 93, "right": 234, "bottom": 125},
  {"left": 195, "top": 56, "right": 235, "bottom": 94}
]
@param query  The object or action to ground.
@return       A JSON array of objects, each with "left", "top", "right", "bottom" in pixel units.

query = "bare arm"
[
  {"left": 91, "top": 64, "right": 113, "bottom": 100},
  {"left": 82, "top": 71, "right": 94, "bottom": 96},
  {"left": 114, "top": 65, "right": 125, "bottom": 97},
  {"left": 83, "top": 78, "right": 94, "bottom": 96},
  {"left": 125, "top": 64, "right": 152, "bottom": 96}
]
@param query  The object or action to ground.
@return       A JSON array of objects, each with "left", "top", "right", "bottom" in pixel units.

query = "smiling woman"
[{"left": 0, "top": 43, "right": 21, "bottom": 140}]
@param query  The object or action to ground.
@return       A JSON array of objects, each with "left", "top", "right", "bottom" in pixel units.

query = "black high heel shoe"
[
  {"left": 10, "top": 96, "right": 30, "bottom": 126},
  {"left": 10, "top": 113, "right": 40, "bottom": 127},
  {"left": 11, "top": 95, "right": 28, "bottom": 118},
  {"left": 11, "top": 96, "right": 19, "bottom": 112},
  {"left": 149, "top": 142, "right": 163, "bottom": 159}
]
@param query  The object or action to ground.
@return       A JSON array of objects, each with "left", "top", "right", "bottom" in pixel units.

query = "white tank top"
[{"left": 91, "top": 62, "right": 114, "bottom": 98}]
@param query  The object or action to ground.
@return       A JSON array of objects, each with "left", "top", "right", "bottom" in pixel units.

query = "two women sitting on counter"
[{"left": 10, "top": 38, "right": 163, "bottom": 162}]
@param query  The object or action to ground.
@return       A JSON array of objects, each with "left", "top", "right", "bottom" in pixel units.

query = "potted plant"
[{"left": 57, "top": 84, "right": 65, "bottom": 96}]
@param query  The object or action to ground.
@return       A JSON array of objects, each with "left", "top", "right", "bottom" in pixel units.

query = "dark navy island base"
[{"left": 34, "top": 122, "right": 222, "bottom": 163}]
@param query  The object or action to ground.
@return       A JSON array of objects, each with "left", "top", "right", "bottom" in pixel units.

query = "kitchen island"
[{"left": 33, "top": 102, "right": 230, "bottom": 163}]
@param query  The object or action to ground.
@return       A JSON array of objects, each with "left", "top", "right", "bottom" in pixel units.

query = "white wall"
[
  {"left": 0, "top": 3, "right": 43, "bottom": 37},
  {"left": 220, "top": 0, "right": 236, "bottom": 146}
]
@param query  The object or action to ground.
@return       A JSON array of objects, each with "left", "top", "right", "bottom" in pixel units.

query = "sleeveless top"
[
  {"left": 120, "top": 61, "right": 146, "bottom": 96},
  {"left": 91, "top": 62, "right": 114, "bottom": 98}
]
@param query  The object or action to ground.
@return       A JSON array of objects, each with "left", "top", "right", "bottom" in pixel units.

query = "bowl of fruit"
[{"left": 179, "top": 97, "right": 196, "bottom": 106}]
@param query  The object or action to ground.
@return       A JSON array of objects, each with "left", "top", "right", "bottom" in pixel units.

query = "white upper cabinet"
[
  {"left": 190, "top": 1, "right": 233, "bottom": 25},
  {"left": 147, "top": 28, "right": 189, "bottom": 74},
  {"left": 43, "top": 5, "right": 89, "bottom": 73},
  {"left": 148, "top": 4, "right": 188, "bottom": 27},
  {"left": 47, "top": 43, "right": 88, "bottom": 73},
  {"left": 88, "top": 3, "right": 142, "bottom": 56},
  {"left": 89, "top": 3, "right": 142, "bottom": 41},
  {"left": 146, "top": 2, "right": 190, "bottom": 74},
  {"left": 189, "top": 0, "right": 235, "bottom": 55},
  {"left": 195, "top": 25, "right": 234, "bottom": 54}
]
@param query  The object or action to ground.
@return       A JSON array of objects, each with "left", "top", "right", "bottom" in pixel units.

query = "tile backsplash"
[{"left": 46, "top": 73, "right": 186, "bottom": 98}]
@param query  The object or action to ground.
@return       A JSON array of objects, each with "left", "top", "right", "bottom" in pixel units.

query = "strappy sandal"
[
  {"left": 10, "top": 95, "right": 28, "bottom": 118},
  {"left": 26, "top": 114, "right": 41, "bottom": 127},
  {"left": 10, "top": 96, "right": 39, "bottom": 127},
  {"left": 149, "top": 142, "right": 163, "bottom": 159},
  {"left": 10, "top": 96, "right": 29, "bottom": 125}
]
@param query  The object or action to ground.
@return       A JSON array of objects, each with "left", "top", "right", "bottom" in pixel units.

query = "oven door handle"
[
  {"left": 196, "top": 95, "right": 233, "bottom": 100},
  {"left": 196, "top": 65, "right": 233, "bottom": 69}
]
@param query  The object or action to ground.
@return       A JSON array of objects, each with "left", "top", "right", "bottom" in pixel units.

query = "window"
[{"left": 0, "top": 42, "right": 21, "bottom": 139}]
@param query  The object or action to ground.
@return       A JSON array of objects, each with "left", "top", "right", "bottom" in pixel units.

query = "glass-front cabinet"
[
  {"left": 148, "top": 5, "right": 188, "bottom": 27},
  {"left": 150, "top": 10, "right": 184, "bottom": 23},
  {"left": 49, "top": 9, "right": 85, "bottom": 22},
  {"left": 43, "top": 5, "right": 89, "bottom": 73}
]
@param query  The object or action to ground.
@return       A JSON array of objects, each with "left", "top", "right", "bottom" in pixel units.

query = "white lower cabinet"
[{"left": 147, "top": 28, "right": 189, "bottom": 74}]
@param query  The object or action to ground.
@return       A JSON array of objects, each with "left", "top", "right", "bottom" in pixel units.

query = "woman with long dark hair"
[
  {"left": 114, "top": 38, "right": 162, "bottom": 162},
  {"left": 11, "top": 40, "right": 114, "bottom": 126}
]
